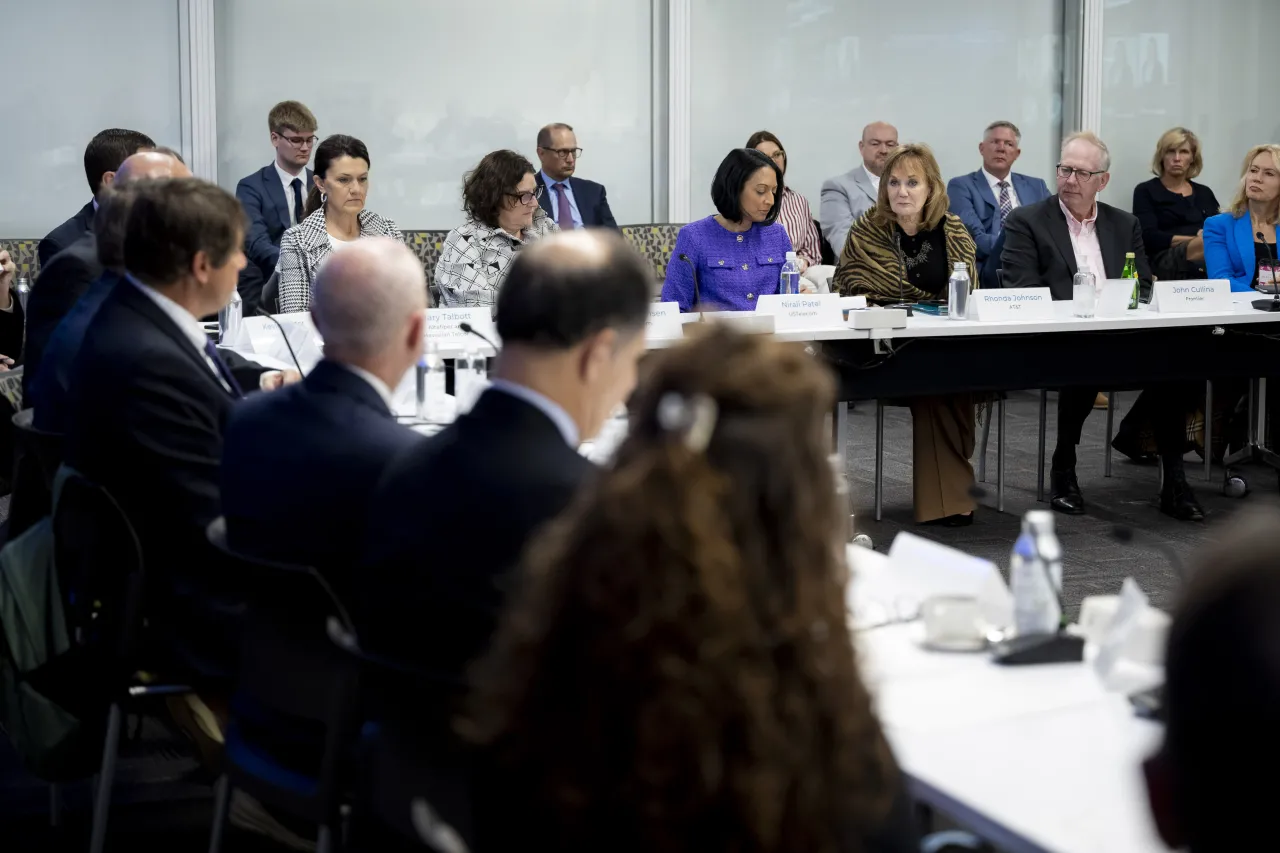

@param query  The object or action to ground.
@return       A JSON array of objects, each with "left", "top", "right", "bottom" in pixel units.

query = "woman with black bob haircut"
[
  {"left": 662, "top": 148, "right": 812, "bottom": 312},
  {"left": 435, "top": 149, "right": 558, "bottom": 307},
  {"left": 274, "top": 133, "right": 403, "bottom": 313}
]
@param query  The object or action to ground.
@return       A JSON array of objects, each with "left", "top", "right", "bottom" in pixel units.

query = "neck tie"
[
  {"left": 997, "top": 180, "right": 1013, "bottom": 224},
  {"left": 554, "top": 183, "right": 576, "bottom": 230},
  {"left": 290, "top": 178, "right": 304, "bottom": 226},
  {"left": 203, "top": 339, "right": 244, "bottom": 397}
]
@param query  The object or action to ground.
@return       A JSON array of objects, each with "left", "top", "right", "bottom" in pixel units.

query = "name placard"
[
  {"left": 1097, "top": 280, "right": 1136, "bottom": 317},
  {"left": 646, "top": 301, "right": 683, "bottom": 341},
  {"left": 754, "top": 293, "right": 844, "bottom": 331},
  {"left": 970, "top": 287, "right": 1054, "bottom": 322},
  {"left": 426, "top": 307, "right": 498, "bottom": 353},
  {"left": 1151, "top": 279, "right": 1232, "bottom": 314}
]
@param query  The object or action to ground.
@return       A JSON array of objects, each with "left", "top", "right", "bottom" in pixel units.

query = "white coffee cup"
[{"left": 920, "top": 595, "right": 986, "bottom": 651}]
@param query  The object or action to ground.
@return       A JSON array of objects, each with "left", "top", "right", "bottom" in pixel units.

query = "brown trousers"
[{"left": 908, "top": 395, "right": 977, "bottom": 522}]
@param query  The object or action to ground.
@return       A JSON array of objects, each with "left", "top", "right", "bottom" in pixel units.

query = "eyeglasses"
[
  {"left": 541, "top": 147, "right": 583, "bottom": 159},
  {"left": 1056, "top": 164, "right": 1106, "bottom": 182},
  {"left": 507, "top": 185, "right": 545, "bottom": 206},
  {"left": 278, "top": 133, "right": 319, "bottom": 148}
]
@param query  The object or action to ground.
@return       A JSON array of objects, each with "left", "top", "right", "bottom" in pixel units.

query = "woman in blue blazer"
[{"left": 1204, "top": 144, "right": 1280, "bottom": 292}]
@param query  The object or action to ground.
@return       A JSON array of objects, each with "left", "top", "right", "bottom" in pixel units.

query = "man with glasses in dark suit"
[
  {"left": 234, "top": 100, "right": 318, "bottom": 313},
  {"left": 534, "top": 122, "right": 618, "bottom": 230}
]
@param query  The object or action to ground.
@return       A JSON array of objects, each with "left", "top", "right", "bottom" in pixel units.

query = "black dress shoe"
[
  {"left": 922, "top": 512, "right": 974, "bottom": 528},
  {"left": 1049, "top": 468, "right": 1086, "bottom": 515},
  {"left": 1161, "top": 471, "right": 1205, "bottom": 522}
]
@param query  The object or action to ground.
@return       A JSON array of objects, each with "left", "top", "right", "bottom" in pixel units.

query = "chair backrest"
[
  {"left": 51, "top": 469, "right": 146, "bottom": 678},
  {"left": 262, "top": 271, "right": 281, "bottom": 314},
  {"left": 10, "top": 409, "right": 65, "bottom": 538},
  {"left": 207, "top": 517, "right": 360, "bottom": 796}
]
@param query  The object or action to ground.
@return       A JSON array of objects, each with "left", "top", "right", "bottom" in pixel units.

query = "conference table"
[{"left": 848, "top": 545, "right": 1166, "bottom": 853}]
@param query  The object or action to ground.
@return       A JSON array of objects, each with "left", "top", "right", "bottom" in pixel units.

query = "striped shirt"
[{"left": 777, "top": 186, "right": 822, "bottom": 267}]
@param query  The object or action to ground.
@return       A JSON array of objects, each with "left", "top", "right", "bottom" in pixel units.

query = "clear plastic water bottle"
[
  {"left": 1010, "top": 511, "right": 1062, "bottom": 636},
  {"left": 417, "top": 341, "right": 447, "bottom": 422},
  {"left": 947, "top": 262, "right": 970, "bottom": 320},
  {"left": 455, "top": 343, "right": 483, "bottom": 414},
  {"left": 779, "top": 251, "right": 801, "bottom": 295},
  {"left": 1026, "top": 510, "right": 1063, "bottom": 597},
  {"left": 467, "top": 343, "right": 490, "bottom": 408},
  {"left": 15, "top": 277, "right": 31, "bottom": 315}
]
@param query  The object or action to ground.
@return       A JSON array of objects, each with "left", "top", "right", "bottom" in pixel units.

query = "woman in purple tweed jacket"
[{"left": 662, "top": 148, "right": 808, "bottom": 312}]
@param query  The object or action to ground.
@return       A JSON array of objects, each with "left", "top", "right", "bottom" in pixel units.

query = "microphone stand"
[
  {"left": 678, "top": 253, "right": 702, "bottom": 316},
  {"left": 458, "top": 322, "right": 498, "bottom": 352},
  {"left": 1251, "top": 230, "right": 1280, "bottom": 312},
  {"left": 255, "top": 304, "right": 304, "bottom": 375}
]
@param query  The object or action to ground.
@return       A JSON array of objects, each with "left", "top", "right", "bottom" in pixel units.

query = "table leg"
[
  {"left": 1204, "top": 380, "right": 1213, "bottom": 482},
  {"left": 997, "top": 397, "right": 1006, "bottom": 513},
  {"left": 1037, "top": 391, "right": 1047, "bottom": 502},
  {"left": 875, "top": 401, "right": 885, "bottom": 522}
]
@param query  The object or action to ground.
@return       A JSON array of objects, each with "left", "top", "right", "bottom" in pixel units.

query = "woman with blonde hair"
[
  {"left": 1204, "top": 143, "right": 1280, "bottom": 292},
  {"left": 1132, "top": 127, "right": 1219, "bottom": 279},
  {"left": 462, "top": 326, "right": 918, "bottom": 853},
  {"left": 832, "top": 143, "right": 979, "bottom": 525}
]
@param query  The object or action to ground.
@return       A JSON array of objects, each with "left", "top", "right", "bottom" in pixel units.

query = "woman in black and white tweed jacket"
[{"left": 275, "top": 134, "right": 403, "bottom": 312}]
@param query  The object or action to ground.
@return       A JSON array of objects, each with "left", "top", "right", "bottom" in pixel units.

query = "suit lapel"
[
  {"left": 1012, "top": 173, "right": 1034, "bottom": 205},
  {"left": 262, "top": 164, "right": 292, "bottom": 231},
  {"left": 852, "top": 168, "right": 876, "bottom": 204},
  {"left": 1235, "top": 213, "right": 1256, "bottom": 274},
  {"left": 536, "top": 174, "right": 553, "bottom": 219},
  {"left": 1045, "top": 199, "right": 1078, "bottom": 276},
  {"left": 115, "top": 282, "right": 236, "bottom": 399},
  {"left": 972, "top": 171, "right": 997, "bottom": 213},
  {"left": 569, "top": 177, "right": 590, "bottom": 225}
]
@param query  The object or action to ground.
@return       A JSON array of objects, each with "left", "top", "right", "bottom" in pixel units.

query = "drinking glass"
[{"left": 1072, "top": 270, "right": 1097, "bottom": 317}]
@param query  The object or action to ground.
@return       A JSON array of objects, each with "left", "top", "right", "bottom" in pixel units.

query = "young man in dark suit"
[
  {"left": 359, "top": 229, "right": 651, "bottom": 681},
  {"left": 221, "top": 237, "right": 424, "bottom": 601},
  {"left": 1001, "top": 131, "right": 1203, "bottom": 522},
  {"left": 234, "top": 101, "right": 318, "bottom": 314},
  {"left": 26, "top": 150, "right": 191, "bottom": 400},
  {"left": 64, "top": 177, "right": 292, "bottom": 676},
  {"left": 38, "top": 128, "right": 155, "bottom": 266},
  {"left": 534, "top": 122, "right": 619, "bottom": 230}
]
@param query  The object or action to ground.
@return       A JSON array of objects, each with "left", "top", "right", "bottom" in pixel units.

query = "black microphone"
[
  {"left": 459, "top": 322, "right": 498, "bottom": 352},
  {"left": 892, "top": 230, "right": 914, "bottom": 317},
  {"left": 1110, "top": 523, "right": 1186, "bottom": 583},
  {"left": 1252, "top": 230, "right": 1280, "bottom": 312},
  {"left": 255, "top": 302, "right": 304, "bottom": 375},
  {"left": 677, "top": 253, "right": 701, "bottom": 310}
]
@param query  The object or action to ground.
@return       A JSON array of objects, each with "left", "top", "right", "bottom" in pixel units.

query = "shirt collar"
[
  {"left": 487, "top": 379, "right": 579, "bottom": 447},
  {"left": 275, "top": 161, "right": 307, "bottom": 189},
  {"left": 124, "top": 272, "right": 209, "bottom": 354},
  {"left": 1059, "top": 196, "right": 1098, "bottom": 228},
  {"left": 336, "top": 362, "right": 395, "bottom": 410},
  {"left": 982, "top": 168, "right": 1012, "bottom": 191},
  {"left": 540, "top": 170, "right": 570, "bottom": 191}
]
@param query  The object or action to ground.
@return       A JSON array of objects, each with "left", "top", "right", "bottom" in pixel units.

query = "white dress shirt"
[
  {"left": 338, "top": 362, "right": 396, "bottom": 411},
  {"left": 983, "top": 169, "right": 1020, "bottom": 210},
  {"left": 487, "top": 379, "right": 579, "bottom": 447},
  {"left": 275, "top": 162, "right": 309, "bottom": 227},
  {"left": 863, "top": 164, "right": 881, "bottom": 195},
  {"left": 126, "top": 274, "right": 233, "bottom": 393},
  {"left": 1059, "top": 199, "right": 1107, "bottom": 281}
]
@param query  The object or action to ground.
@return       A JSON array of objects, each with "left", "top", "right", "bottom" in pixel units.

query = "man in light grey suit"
[
  {"left": 946, "top": 120, "right": 1052, "bottom": 267},
  {"left": 820, "top": 121, "right": 898, "bottom": 252}
]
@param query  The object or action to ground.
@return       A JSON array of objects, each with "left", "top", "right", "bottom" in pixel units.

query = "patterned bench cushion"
[{"left": 2, "top": 224, "right": 686, "bottom": 285}]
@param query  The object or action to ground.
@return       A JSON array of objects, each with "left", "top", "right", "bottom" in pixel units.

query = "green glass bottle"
[{"left": 1122, "top": 252, "right": 1138, "bottom": 309}]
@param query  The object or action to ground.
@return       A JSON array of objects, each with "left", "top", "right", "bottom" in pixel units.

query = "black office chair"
[
  {"left": 261, "top": 271, "right": 281, "bottom": 315},
  {"left": 9, "top": 408, "right": 64, "bottom": 539},
  {"left": 205, "top": 517, "right": 361, "bottom": 853},
  {"left": 328, "top": 620, "right": 473, "bottom": 852},
  {"left": 51, "top": 469, "right": 191, "bottom": 853}
]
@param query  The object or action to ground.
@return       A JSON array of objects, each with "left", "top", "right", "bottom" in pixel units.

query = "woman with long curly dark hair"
[{"left": 461, "top": 326, "right": 918, "bottom": 853}]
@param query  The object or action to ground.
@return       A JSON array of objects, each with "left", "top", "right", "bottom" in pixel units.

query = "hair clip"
[{"left": 656, "top": 392, "right": 719, "bottom": 453}]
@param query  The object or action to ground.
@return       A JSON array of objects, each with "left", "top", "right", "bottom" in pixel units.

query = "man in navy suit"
[
  {"left": 221, "top": 238, "right": 424, "bottom": 602},
  {"left": 534, "top": 122, "right": 618, "bottom": 230},
  {"left": 38, "top": 128, "right": 155, "bottom": 266},
  {"left": 947, "top": 120, "right": 1052, "bottom": 271},
  {"left": 234, "top": 100, "right": 318, "bottom": 314}
]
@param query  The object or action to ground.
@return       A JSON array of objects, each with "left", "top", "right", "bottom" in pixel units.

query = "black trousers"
[{"left": 1054, "top": 386, "right": 1186, "bottom": 470}]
